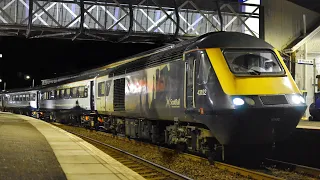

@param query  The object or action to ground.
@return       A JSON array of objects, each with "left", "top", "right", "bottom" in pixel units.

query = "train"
[{"left": 0, "top": 31, "right": 307, "bottom": 160}]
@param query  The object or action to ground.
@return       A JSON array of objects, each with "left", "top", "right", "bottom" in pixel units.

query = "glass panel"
[
  {"left": 65, "top": 89, "right": 70, "bottom": 98},
  {"left": 60, "top": 89, "right": 64, "bottom": 99},
  {"left": 106, "top": 81, "right": 112, "bottom": 96},
  {"left": 78, "top": 86, "right": 85, "bottom": 98},
  {"left": 197, "top": 50, "right": 214, "bottom": 85},
  {"left": 31, "top": 94, "right": 36, "bottom": 101},
  {"left": 71, "top": 87, "right": 78, "bottom": 98},
  {"left": 224, "top": 50, "right": 284, "bottom": 75},
  {"left": 98, "top": 82, "right": 105, "bottom": 97}
]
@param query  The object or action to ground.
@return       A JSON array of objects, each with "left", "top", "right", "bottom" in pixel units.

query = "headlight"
[
  {"left": 233, "top": 98, "right": 244, "bottom": 106},
  {"left": 244, "top": 97, "right": 255, "bottom": 105},
  {"left": 291, "top": 95, "right": 305, "bottom": 104}
]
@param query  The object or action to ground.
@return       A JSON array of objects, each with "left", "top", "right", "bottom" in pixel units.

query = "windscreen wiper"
[{"left": 248, "top": 69, "right": 261, "bottom": 75}]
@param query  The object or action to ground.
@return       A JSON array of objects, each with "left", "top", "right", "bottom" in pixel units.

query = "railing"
[{"left": 0, "top": 0, "right": 263, "bottom": 42}]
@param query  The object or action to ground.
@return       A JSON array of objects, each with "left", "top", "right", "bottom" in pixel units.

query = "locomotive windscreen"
[{"left": 223, "top": 50, "right": 284, "bottom": 76}]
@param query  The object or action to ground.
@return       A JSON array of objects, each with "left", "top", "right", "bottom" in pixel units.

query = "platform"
[
  {"left": 0, "top": 112, "right": 146, "bottom": 180},
  {"left": 297, "top": 120, "right": 320, "bottom": 130}
]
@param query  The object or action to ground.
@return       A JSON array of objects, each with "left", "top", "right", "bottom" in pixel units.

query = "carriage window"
[
  {"left": 84, "top": 87, "right": 88, "bottom": 98},
  {"left": 224, "top": 50, "right": 284, "bottom": 75},
  {"left": 59, "top": 89, "right": 64, "bottom": 99},
  {"left": 64, "top": 88, "right": 70, "bottom": 98},
  {"left": 50, "top": 90, "right": 55, "bottom": 100},
  {"left": 26, "top": 94, "right": 30, "bottom": 101},
  {"left": 31, "top": 94, "right": 36, "bottom": 101},
  {"left": 78, "top": 86, "right": 85, "bottom": 98},
  {"left": 56, "top": 90, "right": 60, "bottom": 99},
  {"left": 71, "top": 87, "right": 78, "bottom": 98},
  {"left": 106, "top": 81, "right": 112, "bottom": 96},
  {"left": 98, "top": 82, "right": 105, "bottom": 97}
]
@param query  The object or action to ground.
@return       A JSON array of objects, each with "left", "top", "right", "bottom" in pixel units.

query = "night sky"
[{"left": 0, "top": 36, "right": 160, "bottom": 90}]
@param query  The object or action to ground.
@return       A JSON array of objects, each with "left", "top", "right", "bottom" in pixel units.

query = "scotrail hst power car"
[{"left": 0, "top": 32, "right": 307, "bottom": 159}]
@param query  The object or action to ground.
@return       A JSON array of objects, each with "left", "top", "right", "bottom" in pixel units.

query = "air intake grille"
[
  {"left": 260, "top": 95, "right": 288, "bottom": 105},
  {"left": 113, "top": 78, "right": 125, "bottom": 111}
]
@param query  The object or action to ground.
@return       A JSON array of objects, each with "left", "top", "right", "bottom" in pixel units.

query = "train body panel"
[
  {"left": 38, "top": 79, "right": 92, "bottom": 113},
  {"left": 1, "top": 90, "right": 38, "bottom": 115}
]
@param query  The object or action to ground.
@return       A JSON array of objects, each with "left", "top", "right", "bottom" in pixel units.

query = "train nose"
[{"left": 201, "top": 106, "right": 307, "bottom": 145}]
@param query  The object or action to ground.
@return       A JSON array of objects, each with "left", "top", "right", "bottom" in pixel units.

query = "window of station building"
[{"left": 98, "top": 82, "right": 105, "bottom": 97}]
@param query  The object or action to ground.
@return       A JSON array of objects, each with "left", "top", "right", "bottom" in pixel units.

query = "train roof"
[
  {"left": 4, "top": 32, "right": 274, "bottom": 92},
  {"left": 186, "top": 31, "right": 274, "bottom": 50},
  {"left": 0, "top": 86, "right": 42, "bottom": 94},
  {"left": 106, "top": 31, "right": 274, "bottom": 77},
  {"left": 39, "top": 31, "right": 274, "bottom": 88}
]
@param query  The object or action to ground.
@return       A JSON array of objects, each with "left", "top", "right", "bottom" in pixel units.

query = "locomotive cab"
[{"left": 184, "top": 32, "right": 307, "bottom": 146}]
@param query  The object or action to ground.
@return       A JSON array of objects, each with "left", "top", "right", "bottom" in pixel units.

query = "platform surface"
[
  {"left": 297, "top": 120, "right": 320, "bottom": 130},
  {"left": 0, "top": 112, "right": 67, "bottom": 180},
  {"left": 0, "top": 112, "right": 146, "bottom": 180}
]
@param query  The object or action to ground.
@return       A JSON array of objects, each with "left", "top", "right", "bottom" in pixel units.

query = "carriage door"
[
  {"left": 185, "top": 51, "right": 198, "bottom": 109},
  {"left": 90, "top": 81, "right": 95, "bottom": 111},
  {"left": 97, "top": 81, "right": 106, "bottom": 111}
]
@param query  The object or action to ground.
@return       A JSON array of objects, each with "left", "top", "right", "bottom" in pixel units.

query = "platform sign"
[{"left": 297, "top": 59, "right": 313, "bottom": 65}]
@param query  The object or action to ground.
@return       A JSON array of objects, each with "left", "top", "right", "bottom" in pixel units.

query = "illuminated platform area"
[
  {"left": 0, "top": 112, "right": 146, "bottom": 180},
  {"left": 297, "top": 120, "right": 320, "bottom": 130}
]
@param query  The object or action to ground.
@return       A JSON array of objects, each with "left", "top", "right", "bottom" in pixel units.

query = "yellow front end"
[
  {"left": 205, "top": 48, "right": 301, "bottom": 96},
  {"left": 197, "top": 48, "right": 307, "bottom": 145}
]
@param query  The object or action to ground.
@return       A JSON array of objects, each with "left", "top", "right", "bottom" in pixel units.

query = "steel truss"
[{"left": 0, "top": 0, "right": 263, "bottom": 43}]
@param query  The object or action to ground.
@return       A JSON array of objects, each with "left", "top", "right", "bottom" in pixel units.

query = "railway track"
[
  {"left": 67, "top": 130, "right": 192, "bottom": 180},
  {"left": 53, "top": 123, "right": 289, "bottom": 180}
]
